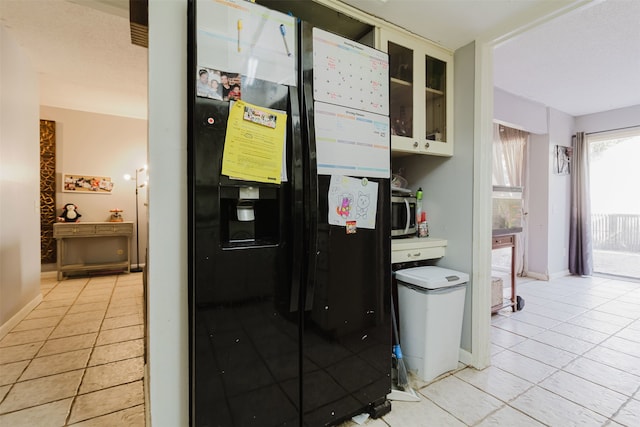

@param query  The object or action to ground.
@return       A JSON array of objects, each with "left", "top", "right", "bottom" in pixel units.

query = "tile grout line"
[
  {"left": 580, "top": 369, "right": 640, "bottom": 424},
  {"left": 0, "top": 277, "right": 92, "bottom": 416},
  {"left": 63, "top": 275, "right": 119, "bottom": 426},
  {"left": 488, "top": 279, "right": 640, "bottom": 425},
  {"left": 66, "top": 383, "right": 146, "bottom": 426},
  {"left": 0, "top": 274, "right": 145, "bottom": 423},
  {"left": 463, "top": 355, "right": 631, "bottom": 424},
  {"left": 451, "top": 369, "right": 539, "bottom": 426},
  {"left": 493, "top": 293, "right": 632, "bottom": 346},
  {"left": 411, "top": 372, "right": 472, "bottom": 426},
  {"left": 415, "top": 276, "right": 640, "bottom": 427},
  {"left": 498, "top": 335, "right": 640, "bottom": 421}
]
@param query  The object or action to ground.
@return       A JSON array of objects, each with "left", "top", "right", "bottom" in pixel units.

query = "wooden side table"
[
  {"left": 491, "top": 233, "right": 520, "bottom": 313},
  {"left": 53, "top": 222, "right": 133, "bottom": 280}
]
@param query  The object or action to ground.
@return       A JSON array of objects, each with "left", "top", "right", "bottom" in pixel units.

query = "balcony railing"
[{"left": 591, "top": 213, "right": 640, "bottom": 252}]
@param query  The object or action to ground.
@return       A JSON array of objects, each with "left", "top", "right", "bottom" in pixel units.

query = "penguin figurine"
[{"left": 61, "top": 203, "right": 81, "bottom": 222}]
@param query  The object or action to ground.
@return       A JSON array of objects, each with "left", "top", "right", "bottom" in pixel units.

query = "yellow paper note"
[{"left": 221, "top": 100, "right": 286, "bottom": 184}]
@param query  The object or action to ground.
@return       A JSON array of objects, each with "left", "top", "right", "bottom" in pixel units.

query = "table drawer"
[
  {"left": 95, "top": 223, "right": 133, "bottom": 235},
  {"left": 391, "top": 246, "right": 445, "bottom": 263},
  {"left": 492, "top": 234, "right": 514, "bottom": 248},
  {"left": 53, "top": 224, "right": 96, "bottom": 237}
]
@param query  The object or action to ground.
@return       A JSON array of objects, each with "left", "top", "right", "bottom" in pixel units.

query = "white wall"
[
  {"left": 0, "top": 27, "right": 41, "bottom": 327},
  {"left": 547, "top": 108, "right": 573, "bottom": 277},
  {"left": 494, "top": 89, "right": 576, "bottom": 279},
  {"left": 527, "top": 133, "right": 550, "bottom": 277},
  {"left": 575, "top": 104, "right": 640, "bottom": 134},
  {"left": 494, "top": 87, "right": 547, "bottom": 134},
  {"left": 39, "top": 106, "right": 148, "bottom": 268},
  {"left": 147, "top": 0, "right": 189, "bottom": 425}
]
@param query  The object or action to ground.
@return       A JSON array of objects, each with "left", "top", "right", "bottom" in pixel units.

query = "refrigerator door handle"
[
  {"left": 303, "top": 81, "right": 318, "bottom": 311},
  {"left": 289, "top": 86, "right": 304, "bottom": 313}
]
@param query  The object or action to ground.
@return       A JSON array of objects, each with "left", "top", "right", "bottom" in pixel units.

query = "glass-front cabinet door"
[
  {"left": 388, "top": 42, "right": 414, "bottom": 140},
  {"left": 381, "top": 29, "right": 454, "bottom": 156},
  {"left": 425, "top": 55, "right": 447, "bottom": 144}
]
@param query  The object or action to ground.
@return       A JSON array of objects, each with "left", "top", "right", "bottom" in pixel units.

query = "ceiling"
[
  {"left": 0, "top": 0, "right": 146, "bottom": 119},
  {"left": 1, "top": 0, "right": 638, "bottom": 119},
  {"left": 493, "top": 0, "right": 640, "bottom": 117},
  {"left": 342, "top": 0, "right": 640, "bottom": 117}
]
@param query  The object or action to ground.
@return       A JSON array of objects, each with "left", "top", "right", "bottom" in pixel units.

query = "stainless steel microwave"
[{"left": 391, "top": 195, "right": 417, "bottom": 237}]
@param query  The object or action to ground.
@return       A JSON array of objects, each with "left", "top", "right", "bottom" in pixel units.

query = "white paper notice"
[
  {"left": 315, "top": 101, "right": 390, "bottom": 178},
  {"left": 313, "top": 27, "right": 389, "bottom": 116},
  {"left": 328, "top": 175, "right": 378, "bottom": 229},
  {"left": 197, "top": 0, "right": 296, "bottom": 86}
]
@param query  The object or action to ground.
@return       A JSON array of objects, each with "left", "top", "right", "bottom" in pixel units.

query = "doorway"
[
  {"left": 491, "top": 123, "right": 529, "bottom": 280},
  {"left": 588, "top": 127, "right": 640, "bottom": 280}
]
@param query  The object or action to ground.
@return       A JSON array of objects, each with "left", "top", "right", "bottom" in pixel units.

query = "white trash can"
[{"left": 396, "top": 266, "right": 468, "bottom": 382}]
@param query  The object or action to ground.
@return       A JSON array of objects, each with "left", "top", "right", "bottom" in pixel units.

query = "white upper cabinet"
[{"left": 380, "top": 28, "right": 454, "bottom": 156}]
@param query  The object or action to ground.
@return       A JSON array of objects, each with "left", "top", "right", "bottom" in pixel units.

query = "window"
[{"left": 588, "top": 127, "right": 640, "bottom": 280}]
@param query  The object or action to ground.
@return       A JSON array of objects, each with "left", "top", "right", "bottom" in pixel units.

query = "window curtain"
[
  {"left": 569, "top": 132, "right": 593, "bottom": 276},
  {"left": 493, "top": 124, "right": 527, "bottom": 187},
  {"left": 493, "top": 123, "right": 529, "bottom": 275}
]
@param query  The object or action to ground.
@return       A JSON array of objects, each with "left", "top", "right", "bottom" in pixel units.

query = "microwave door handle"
[{"left": 404, "top": 198, "right": 410, "bottom": 234}]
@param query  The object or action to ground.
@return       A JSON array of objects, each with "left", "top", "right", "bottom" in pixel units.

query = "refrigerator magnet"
[
  {"left": 346, "top": 220, "right": 357, "bottom": 234},
  {"left": 243, "top": 104, "right": 277, "bottom": 129}
]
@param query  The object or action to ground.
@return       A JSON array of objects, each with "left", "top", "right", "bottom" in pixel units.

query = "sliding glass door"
[{"left": 588, "top": 128, "right": 640, "bottom": 280}]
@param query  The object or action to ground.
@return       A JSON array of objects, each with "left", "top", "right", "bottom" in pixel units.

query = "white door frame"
[{"left": 471, "top": 0, "right": 593, "bottom": 369}]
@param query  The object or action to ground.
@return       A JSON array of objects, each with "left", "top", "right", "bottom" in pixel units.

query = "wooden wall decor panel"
[{"left": 40, "top": 119, "right": 56, "bottom": 264}]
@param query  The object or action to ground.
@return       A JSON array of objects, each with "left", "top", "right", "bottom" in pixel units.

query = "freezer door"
[
  {"left": 301, "top": 177, "right": 392, "bottom": 426},
  {"left": 190, "top": 93, "right": 304, "bottom": 426},
  {"left": 188, "top": 0, "right": 307, "bottom": 425}
]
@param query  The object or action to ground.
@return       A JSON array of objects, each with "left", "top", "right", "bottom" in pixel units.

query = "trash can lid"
[{"left": 395, "top": 266, "right": 469, "bottom": 290}]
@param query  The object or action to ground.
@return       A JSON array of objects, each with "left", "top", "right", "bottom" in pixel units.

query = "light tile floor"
[
  {"left": 0, "top": 273, "right": 145, "bottom": 426},
  {"left": 344, "top": 274, "right": 640, "bottom": 427},
  {"left": 2, "top": 273, "right": 639, "bottom": 426}
]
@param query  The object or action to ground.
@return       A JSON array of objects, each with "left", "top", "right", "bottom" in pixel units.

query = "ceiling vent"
[{"left": 130, "top": 0, "right": 148, "bottom": 48}]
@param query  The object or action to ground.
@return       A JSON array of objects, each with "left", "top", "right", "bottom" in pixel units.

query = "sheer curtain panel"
[{"left": 493, "top": 123, "right": 529, "bottom": 275}]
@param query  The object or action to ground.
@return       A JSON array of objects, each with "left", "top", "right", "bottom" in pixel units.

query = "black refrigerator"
[{"left": 188, "top": 1, "right": 391, "bottom": 425}]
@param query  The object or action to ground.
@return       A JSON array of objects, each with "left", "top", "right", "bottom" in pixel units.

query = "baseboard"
[
  {"left": 144, "top": 363, "right": 151, "bottom": 426},
  {"left": 41, "top": 263, "right": 57, "bottom": 273},
  {"left": 525, "top": 271, "right": 549, "bottom": 281},
  {"left": 40, "top": 270, "right": 58, "bottom": 279},
  {"left": 0, "top": 293, "right": 43, "bottom": 340}
]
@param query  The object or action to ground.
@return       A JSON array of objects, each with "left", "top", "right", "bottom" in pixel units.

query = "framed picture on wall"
[
  {"left": 554, "top": 145, "right": 572, "bottom": 175},
  {"left": 63, "top": 174, "right": 113, "bottom": 193}
]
